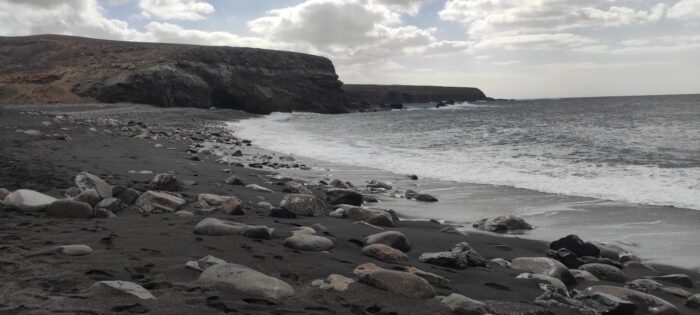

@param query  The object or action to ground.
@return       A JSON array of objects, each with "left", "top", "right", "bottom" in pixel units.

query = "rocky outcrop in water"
[
  {"left": 0, "top": 35, "right": 361, "bottom": 114},
  {"left": 344, "top": 84, "right": 489, "bottom": 106}
]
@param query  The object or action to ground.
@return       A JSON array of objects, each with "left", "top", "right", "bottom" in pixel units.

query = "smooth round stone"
[
  {"left": 283, "top": 227, "right": 334, "bottom": 251},
  {"left": 579, "top": 263, "right": 626, "bottom": 283},
  {"left": 3, "top": 189, "right": 57, "bottom": 211},
  {"left": 365, "top": 231, "right": 412, "bottom": 252},
  {"left": 89, "top": 281, "right": 155, "bottom": 300},
  {"left": 362, "top": 244, "right": 408, "bottom": 262},
  {"left": 511, "top": 257, "right": 576, "bottom": 286},
  {"left": 583, "top": 285, "right": 680, "bottom": 315},
  {"left": 355, "top": 263, "right": 436, "bottom": 299},
  {"left": 199, "top": 263, "right": 295, "bottom": 299},
  {"left": 54, "top": 244, "right": 93, "bottom": 256},
  {"left": 571, "top": 269, "right": 599, "bottom": 283},
  {"left": 47, "top": 199, "right": 94, "bottom": 218}
]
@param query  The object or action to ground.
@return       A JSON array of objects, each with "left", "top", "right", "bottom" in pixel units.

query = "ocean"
[{"left": 229, "top": 94, "right": 700, "bottom": 268}]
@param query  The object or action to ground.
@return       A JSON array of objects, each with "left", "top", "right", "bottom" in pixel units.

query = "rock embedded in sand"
[
  {"left": 279, "top": 194, "right": 329, "bottom": 217},
  {"left": 516, "top": 272, "right": 567, "bottom": 293},
  {"left": 148, "top": 173, "right": 184, "bottom": 192},
  {"left": 546, "top": 248, "right": 580, "bottom": 268},
  {"left": 197, "top": 193, "right": 229, "bottom": 206},
  {"left": 199, "top": 263, "right": 295, "bottom": 299},
  {"left": 89, "top": 280, "right": 155, "bottom": 300},
  {"left": 311, "top": 274, "right": 355, "bottom": 291},
  {"left": 687, "top": 294, "right": 700, "bottom": 309},
  {"left": 404, "top": 267, "right": 449, "bottom": 285},
  {"left": 472, "top": 215, "right": 532, "bottom": 233},
  {"left": 365, "top": 231, "right": 412, "bottom": 252},
  {"left": 218, "top": 197, "right": 244, "bottom": 215},
  {"left": 225, "top": 175, "right": 246, "bottom": 186},
  {"left": 353, "top": 263, "right": 436, "bottom": 299},
  {"left": 46, "top": 199, "right": 94, "bottom": 218},
  {"left": 247, "top": 184, "right": 273, "bottom": 193},
  {"left": 283, "top": 227, "right": 334, "bottom": 251},
  {"left": 95, "top": 197, "right": 124, "bottom": 213},
  {"left": 329, "top": 179, "right": 349, "bottom": 189},
  {"left": 579, "top": 263, "right": 626, "bottom": 283},
  {"left": 490, "top": 258, "right": 511, "bottom": 269},
  {"left": 367, "top": 180, "right": 392, "bottom": 190},
  {"left": 282, "top": 181, "right": 312, "bottom": 194},
  {"left": 404, "top": 189, "right": 418, "bottom": 199},
  {"left": 341, "top": 207, "right": 394, "bottom": 227},
  {"left": 54, "top": 244, "right": 93, "bottom": 256},
  {"left": 194, "top": 217, "right": 274, "bottom": 239},
  {"left": 269, "top": 207, "right": 297, "bottom": 218},
  {"left": 511, "top": 257, "right": 576, "bottom": 286},
  {"left": 325, "top": 188, "right": 363, "bottom": 206},
  {"left": 2, "top": 189, "right": 57, "bottom": 211},
  {"left": 650, "top": 274, "right": 694, "bottom": 288},
  {"left": 440, "top": 293, "right": 488, "bottom": 315},
  {"left": 550, "top": 234, "right": 600, "bottom": 258},
  {"left": 135, "top": 191, "right": 186, "bottom": 213},
  {"left": 112, "top": 185, "right": 141, "bottom": 205},
  {"left": 75, "top": 171, "right": 113, "bottom": 198},
  {"left": 0, "top": 188, "right": 10, "bottom": 201},
  {"left": 75, "top": 188, "right": 101, "bottom": 206},
  {"left": 362, "top": 244, "right": 408, "bottom": 262},
  {"left": 581, "top": 285, "right": 680, "bottom": 315},
  {"left": 186, "top": 255, "right": 227, "bottom": 272},
  {"left": 571, "top": 269, "right": 599, "bottom": 283},
  {"left": 415, "top": 193, "right": 438, "bottom": 202},
  {"left": 418, "top": 242, "right": 487, "bottom": 269}
]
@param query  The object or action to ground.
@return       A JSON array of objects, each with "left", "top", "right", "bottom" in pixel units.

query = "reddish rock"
[{"left": 218, "top": 196, "right": 244, "bottom": 215}]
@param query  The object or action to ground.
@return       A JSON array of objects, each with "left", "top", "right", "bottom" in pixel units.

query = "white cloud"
[
  {"left": 474, "top": 33, "right": 597, "bottom": 50},
  {"left": 667, "top": 0, "right": 700, "bottom": 20},
  {"left": 139, "top": 0, "right": 215, "bottom": 21},
  {"left": 375, "top": 0, "right": 434, "bottom": 15}
]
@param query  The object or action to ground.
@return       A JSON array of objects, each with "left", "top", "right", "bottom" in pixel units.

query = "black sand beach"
[{"left": 2, "top": 103, "right": 700, "bottom": 314}]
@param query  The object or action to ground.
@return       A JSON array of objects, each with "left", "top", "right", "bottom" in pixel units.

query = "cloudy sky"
[{"left": 1, "top": 0, "right": 699, "bottom": 99}]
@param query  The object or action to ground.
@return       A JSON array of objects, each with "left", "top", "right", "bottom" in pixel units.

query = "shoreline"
[{"left": 1, "top": 103, "right": 699, "bottom": 314}]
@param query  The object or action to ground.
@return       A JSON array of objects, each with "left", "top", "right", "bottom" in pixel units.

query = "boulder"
[
  {"left": 246, "top": 184, "right": 273, "bottom": 193},
  {"left": 94, "top": 198, "right": 123, "bottom": 213},
  {"left": 579, "top": 263, "right": 626, "bottom": 283},
  {"left": 650, "top": 274, "right": 694, "bottom": 288},
  {"left": 225, "top": 175, "right": 246, "bottom": 186},
  {"left": 269, "top": 207, "right": 297, "bottom": 219},
  {"left": 362, "top": 244, "right": 408, "bottom": 262},
  {"left": 472, "top": 215, "right": 532, "bottom": 233},
  {"left": 571, "top": 269, "right": 599, "bottom": 283},
  {"left": 511, "top": 257, "right": 576, "bottom": 286},
  {"left": 148, "top": 173, "right": 183, "bottom": 191},
  {"left": 53, "top": 244, "right": 93, "bottom": 256},
  {"left": 353, "top": 263, "right": 435, "bottom": 299},
  {"left": 282, "top": 181, "right": 312, "bottom": 194},
  {"left": 582, "top": 285, "right": 680, "bottom": 315},
  {"left": 367, "top": 180, "right": 392, "bottom": 190},
  {"left": 75, "top": 171, "right": 112, "bottom": 198},
  {"left": 329, "top": 179, "right": 348, "bottom": 189},
  {"left": 89, "top": 281, "right": 155, "bottom": 300},
  {"left": 546, "top": 248, "right": 580, "bottom": 268},
  {"left": 489, "top": 258, "right": 511, "bottom": 269},
  {"left": 283, "top": 227, "right": 334, "bottom": 251},
  {"left": 3, "top": 189, "right": 56, "bottom": 211},
  {"left": 0, "top": 188, "right": 10, "bottom": 201},
  {"left": 687, "top": 294, "right": 700, "bottom": 309},
  {"left": 418, "top": 242, "right": 487, "bottom": 269},
  {"left": 186, "top": 255, "right": 227, "bottom": 272},
  {"left": 197, "top": 193, "right": 229, "bottom": 206},
  {"left": 75, "top": 188, "right": 101, "bottom": 206},
  {"left": 550, "top": 234, "right": 600, "bottom": 258},
  {"left": 218, "top": 197, "right": 244, "bottom": 215},
  {"left": 405, "top": 267, "right": 449, "bottom": 285},
  {"left": 342, "top": 207, "right": 394, "bottom": 227},
  {"left": 112, "top": 185, "right": 140, "bottom": 205},
  {"left": 415, "top": 194, "right": 438, "bottom": 202},
  {"left": 279, "top": 194, "right": 329, "bottom": 216},
  {"left": 199, "top": 263, "right": 294, "bottom": 299},
  {"left": 440, "top": 293, "right": 488, "bottom": 315},
  {"left": 193, "top": 218, "right": 274, "bottom": 239},
  {"left": 311, "top": 274, "right": 355, "bottom": 291},
  {"left": 325, "top": 188, "right": 363, "bottom": 206},
  {"left": 46, "top": 200, "right": 94, "bottom": 218},
  {"left": 593, "top": 242, "right": 627, "bottom": 261},
  {"left": 365, "top": 231, "right": 412, "bottom": 252},
  {"left": 135, "top": 191, "right": 186, "bottom": 213}
]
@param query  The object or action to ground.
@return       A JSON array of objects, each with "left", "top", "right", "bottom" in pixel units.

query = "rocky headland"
[
  {"left": 1, "top": 103, "right": 699, "bottom": 314},
  {"left": 344, "top": 84, "right": 489, "bottom": 106}
]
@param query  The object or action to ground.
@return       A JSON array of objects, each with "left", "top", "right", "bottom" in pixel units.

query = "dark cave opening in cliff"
[{"left": 210, "top": 88, "right": 246, "bottom": 111}]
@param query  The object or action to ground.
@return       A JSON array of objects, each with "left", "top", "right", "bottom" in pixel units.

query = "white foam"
[{"left": 229, "top": 113, "right": 700, "bottom": 211}]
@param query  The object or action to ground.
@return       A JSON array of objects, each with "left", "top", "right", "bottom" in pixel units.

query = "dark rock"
[
  {"left": 365, "top": 231, "right": 412, "bottom": 252},
  {"left": 404, "top": 189, "right": 418, "bottom": 199},
  {"left": 148, "top": 173, "right": 183, "bottom": 192},
  {"left": 650, "top": 274, "right": 694, "bottom": 288},
  {"left": 224, "top": 175, "right": 245, "bottom": 186},
  {"left": 581, "top": 285, "right": 680, "bottom": 315},
  {"left": 687, "top": 294, "right": 700, "bottom": 309},
  {"left": 325, "top": 188, "right": 363, "bottom": 206},
  {"left": 546, "top": 248, "right": 580, "bottom": 268},
  {"left": 577, "top": 256, "right": 622, "bottom": 269},
  {"left": 95, "top": 198, "right": 124, "bottom": 213},
  {"left": 473, "top": 215, "right": 532, "bottom": 233},
  {"left": 329, "top": 179, "right": 348, "bottom": 189},
  {"left": 269, "top": 207, "right": 297, "bottom": 219},
  {"left": 279, "top": 194, "right": 329, "bottom": 217},
  {"left": 408, "top": 175, "right": 418, "bottom": 180},
  {"left": 366, "top": 180, "right": 392, "bottom": 190},
  {"left": 415, "top": 194, "right": 438, "bottom": 202},
  {"left": 75, "top": 189, "right": 101, "bottom": 206},
  {"left": 362, "top": 195, "right": 378, "bottom": 203},
  {"left": 112, "top": 185, "right": 140, "bottom": 205},
  {"left": 282, "top": 181, "right": 312, "bottom": 194},
  {"left": 418, "top": 242, "right": 487, "bottom": 269},
  {"left": 341, "top": 207, "right": 394, "bottom": 227},
  {"left": 579, "top": 263, "right": 626, "bottom": 283},
  {"left": 511, "top": 257, "right": 576, "bottom": 286},
  {"left": 47, "top": 200, "right": 93, "bottom": 218},
  {"left": 550, "top": 234, "right": 600, "bottom": 258},
  {"left": 218, "top": 197, "right": 244, "bottom": 215},
  {"left": 575, "top": 291, "right": 637, "bottom": 315}
]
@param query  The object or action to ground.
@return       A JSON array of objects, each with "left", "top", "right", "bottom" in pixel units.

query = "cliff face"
[
  {"left": 344, "top": 84, "right": 488, "bottom": 105},
  {"left": 0, "top": 35, "right": 359, "bottom": 114}
]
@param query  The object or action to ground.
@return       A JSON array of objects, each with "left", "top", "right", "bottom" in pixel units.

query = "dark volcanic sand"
[{"left": 1, "top": 103, "right": 699, "bottom": 314}]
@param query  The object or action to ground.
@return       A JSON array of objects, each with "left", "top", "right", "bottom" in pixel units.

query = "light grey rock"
[
  {"left": 175, "top": 210, "right": 194, "bottom": 217},
  {"left": 63, "top": 187, "right": 81, "bottom": 198},
  {"left": 511, "top": 257, "right": 576, "bottom": 286},
  {"left": 571, "top": 269, "right": 599, "bottom": 283},
  {"left": 661, "top": 286, "right": 692, "bottom": 298},
  {"left": 283, "top": 227, "right": 334, "bottom": 251},
  {"left": 3, "top": 189, "right": 56, "bottom": 211},
  {"left": 95, "top": 198, "right": 123, "bottom": 213},
  {"left": 135, "top": 191, "right": 186, "bottom": 213},
  {"left": 193, "top": 218, "right": 274, "bottom": 239},
  {"left": 342, "top": 207, "right": 394, "bottom": 227},
  {"left": 516, "top": 272, "right": 567, "bottom": 294},
  {"left": 75, "top": 188, "right": 101, "bottom": 206},
  {"left": 354, "top": 263, "right": 435, "bottom": 299},
  {"left": 54, "top": 244, "right": 93, "bottom": 256},
  {"left": 246, "top": 184, "right": 273, "bottom": 193},
  {"left": 186, "top": 255, "right": 227, "bottom": 272},
  {"left": 404, "top": 267, "right": 449, "bottom": 285},
  {"left": 279, "top": 194, "right": 329, "bottom": 217},
  {"left": 47, "top": 200, "right": 93, "bottom": 218},
  {"left": 311, "top": 274, "right": 355, "bottom": 292},
  {"left": 418, "top": 242, "right": 487, "bottom": 269},
  {"left": 650, "top": 274, "right": 694, "bottom": 288},
  {"left": 489, "top": 258, "right": 511, "bottom": 269},
  {"left": 225, "top": 175, "right": 246, "bottom": 186},
  {"left": 75, "top": 172, "right": 112, "bottom": 198},
  {"left": 626, "top": 279, "right": 664, "bottom": 293},
  {"left": 199, "top": 263, "right": 294, "bottom": 299},
  {"left": 89, "top": 281, "right": 155, "bottom": 300},
  {"left": 440, "top": 293, "right": 489, "bottom": 315},
  {"left": 148, "top": 173, "right": 183, "bottom": 191},
  {"left": 687, "top": 294, "right": 700, "bottom": 309},
  {"left": 283, "top": 181, "right": 312, "bottom": 194},
  {"left": 112, "top": 185, "right": 140, "bottom": 205},
  {"left": 365, "top": 231, "right": 412, "bottom": 252},
  {"left": 362, "top": 244, "right": 408, "bottom": 262},
  {"left": 472, "top": 215, "right": 532, "bottom": 233},
  {"left": 197, "top": 193, "right": 229, "bottom": 206},
  {"left": 582, "top": 285, "right": 680, "bottom": 315},
  {"left": 579, "top": 263, "right": 626, "bottom": 283},
  {"left": 256, "top": 201, "right": 274, "bottom": 209}
]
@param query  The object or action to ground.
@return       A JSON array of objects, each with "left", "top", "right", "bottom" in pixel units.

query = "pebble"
[
  {"left": 2, "top": 189, "right": 56, "bottom": 211},
  {"left": 283, "top": 227, "right": 334, "bottom": 251},
  {"left": 193, "top": 217, "right": 274, "bottom": 239},
  {"left": 246, "top": 184, "right": 273, "bottom": 193},
  {"left": 54, "top": 244, "right": 94, "bottom": 256},
  {"left": 89, "top": 281, "right": 155, "bottom": 300},
  {"left": 311, "top": 274, "right": 355, "bottom": 291}
]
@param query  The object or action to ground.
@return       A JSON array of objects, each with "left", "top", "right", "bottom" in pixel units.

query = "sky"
[{"left": 0, "top": 0, "right": 699, "bottom": 99}]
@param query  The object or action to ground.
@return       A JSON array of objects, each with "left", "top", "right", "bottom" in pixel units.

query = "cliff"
[
  {"left": 0, "top": 35, "right": 360, "bottom": 114},
  {"left": 344, "top": 84, "right": 488, "bottom": 105}
]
